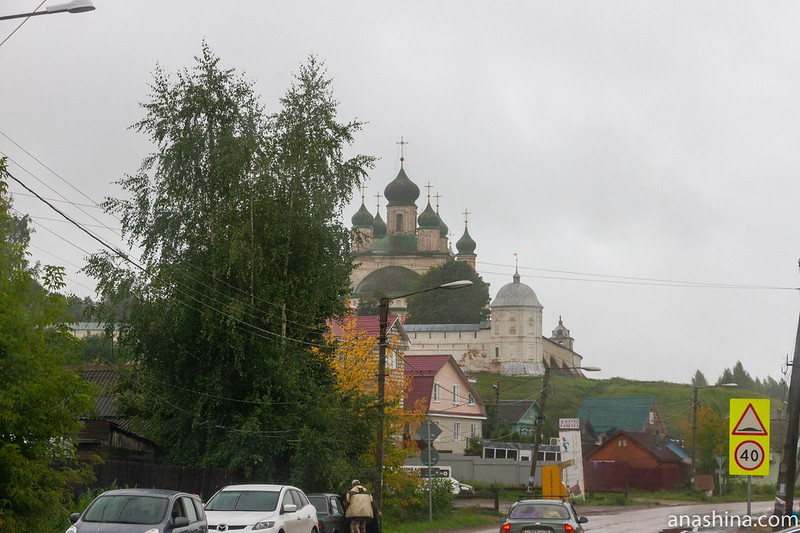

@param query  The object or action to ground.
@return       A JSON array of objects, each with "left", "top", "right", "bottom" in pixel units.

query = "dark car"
[
  {"left": 500, "top": 498, "right": 588, "bottom": 533},
  {"left": 307, "top": 493, "right": 347, "bottom": 533},
  {"left": 66, "top": 488, "right": 207, "bottom": 533}
]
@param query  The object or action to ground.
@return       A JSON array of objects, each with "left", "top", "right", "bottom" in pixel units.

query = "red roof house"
[{"left": 404, "top": 354, "right": 486, "bottom": 455}]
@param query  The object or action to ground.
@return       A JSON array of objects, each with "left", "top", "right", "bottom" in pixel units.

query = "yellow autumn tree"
[{"left": 324, "top": 313, "right": 426, "bottom": 487}]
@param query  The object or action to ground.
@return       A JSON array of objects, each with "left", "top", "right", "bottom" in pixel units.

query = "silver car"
[{"left": 66, "top": 488, "right": 207, "bottom": 533}]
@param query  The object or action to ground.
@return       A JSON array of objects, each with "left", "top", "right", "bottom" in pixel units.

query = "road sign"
[
  {"left": 420, "top": 447, "right": 439, "bottom": 466},
  {"left": 729, "top": 399, "right": 770, "bottom": 476},
  {"left": 414, "top": 419, "right": 442, "bottom": 443}
]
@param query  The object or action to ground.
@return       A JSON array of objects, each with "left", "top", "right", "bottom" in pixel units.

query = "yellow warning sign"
[{"left": 729, "top": 399, "right": 770, "bottom": 476}]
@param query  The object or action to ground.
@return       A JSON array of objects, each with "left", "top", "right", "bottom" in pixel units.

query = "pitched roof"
[
  {"left": 496, "top": 400, "right": 540, "bottom": 425},
  {"left": 619, "top": 430, "right": 684, "bottom": 463},
  {"left": 77, "top": 364, "right": 155, "bottom": 440},
  {"left": 577, "top": 397, "right": 657, "bottom": 433},
  {"left": 403, "top": 355, "right": 485, "bottom": 416},
  {"left": 328, "top": 314, "right": 407, "bottom": 343}
]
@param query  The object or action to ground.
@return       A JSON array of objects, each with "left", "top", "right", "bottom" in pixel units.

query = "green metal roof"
[{"left": 577, "top": 397, "right": 657, "bottom": 433}]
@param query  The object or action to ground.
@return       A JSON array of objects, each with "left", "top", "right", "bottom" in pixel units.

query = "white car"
[{"left": 205, "top": 484, "right": 318, "bottom": 533}]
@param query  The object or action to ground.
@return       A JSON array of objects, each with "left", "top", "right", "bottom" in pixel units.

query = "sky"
[{"left": 2, "top": 1, "right": 800, "bottom": 385}]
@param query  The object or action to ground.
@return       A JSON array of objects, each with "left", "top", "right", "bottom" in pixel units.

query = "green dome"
[
  {"left": 456, "top": 227, "right": 476, "bottom": 254},
  {"left": 372, "top": 212, "right": 387, "bottom": 238},
  {"left": 417, "top": 202, "right": 440, "bottom": 229},
  {"left": 351, "top": 203, "right": 374, "bottom": 228},
  {"left": 439, "top": 217, "right": 449, "bottom": 238},
  {"left": 354, "top": 265, "right": 420, "bottom": 299},
  {"left": 384, "top": 168, "right": 420, "bottom": 207}
]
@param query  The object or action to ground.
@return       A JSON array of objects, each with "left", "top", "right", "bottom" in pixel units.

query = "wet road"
[{"left": 467, "top": 500, "right": 780, "bottom": 533}]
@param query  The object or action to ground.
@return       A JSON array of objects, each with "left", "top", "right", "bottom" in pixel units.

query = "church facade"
[{"left": 349, "top": 155, "right": 585, "bottom": 377}]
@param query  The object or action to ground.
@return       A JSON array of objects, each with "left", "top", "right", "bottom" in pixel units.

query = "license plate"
[{"left": 522, "top": 529, "right": 551, "bottom": 533}]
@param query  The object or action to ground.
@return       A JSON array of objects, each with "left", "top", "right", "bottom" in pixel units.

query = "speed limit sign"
[{"left": 734, "top": 440, "right": 765, "bottom": 471}]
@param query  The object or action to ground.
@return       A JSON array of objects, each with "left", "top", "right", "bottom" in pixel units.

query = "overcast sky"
[{"left": 2, "top": 1, "right": 799, "bottom": 385}]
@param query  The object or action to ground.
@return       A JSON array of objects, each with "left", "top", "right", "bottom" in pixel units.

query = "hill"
[{"left": 470, "top": 372, "right": 775, "bottom": 440}]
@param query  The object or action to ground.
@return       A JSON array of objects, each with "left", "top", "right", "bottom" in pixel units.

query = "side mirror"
[
  {"left": 69, "top": 513, "right": 81, "bottom": 524},
  {"left": 172, "top": 516, "right": 190, "bottom": 527},
  {"left": 283, "top": 503, "right": 298, "bottom": 514},
  {"left": 579, "top": 516, "right": 588, "bottom": 523}
]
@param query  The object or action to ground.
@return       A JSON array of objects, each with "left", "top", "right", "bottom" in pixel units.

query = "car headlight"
[
  {"left": 253, "top": 520, "right": 275, "bottom": 530},
  {"left": 143, "top": 529, "right": 159, "bottom": 533},
  {"left": 65, "top": 527, "right": 77, "bottom": 533}
]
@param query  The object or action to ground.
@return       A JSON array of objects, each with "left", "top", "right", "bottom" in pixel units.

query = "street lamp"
[
  {"left": 373, "top": 279, "right": 473, "bottom": 515},
  {"left": 690, "top": 382, "right": 738, "bottom": 489},
  {"left": 0, "top": 1, "right": 95, "bottom": 21},
  {"left": 528, "top": 365, "right": 601, "bottom": 495}
]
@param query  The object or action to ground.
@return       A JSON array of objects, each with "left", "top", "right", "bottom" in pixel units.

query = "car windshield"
[
  {"left": 83, "top": 495, "right": 168, "bottom": 524},
  {"left": 509, "top": 503, "right": 569, "bottom": 520},
  {"left": 307, "top": 495, "right": 327, "bottom": 513},
  {"left": 205, "top": 490, "right": 280, "bottom": 512}
]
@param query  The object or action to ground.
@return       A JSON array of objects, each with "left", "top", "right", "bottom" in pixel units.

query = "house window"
[
  {"left": 395, "top": 213, "right": 403, "bottom": 232},
  {"left": 649, "top": 411, "right": 655, "bottom": 425},
  {"left": 470, "top": 423, "right": 478, "bottom": 437},
  {"left": 433, "top": 383, "right": 441, "bottom": 402},
  {"left": 468, "top": 393, "right": 475, "bottom": 406},
  {"left": 618, "top": 439, "right": 627, "bottom": 447},
  {"left": 453, "top": 385, "right": 460, "bottom": 405},
  {"left": 454, "top": 422, "right": 461, "bottom": 441}
]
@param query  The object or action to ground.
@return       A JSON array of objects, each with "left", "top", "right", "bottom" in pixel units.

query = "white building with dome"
[{"left": 404, "top": 270, "right": 585, "bottom": 377}]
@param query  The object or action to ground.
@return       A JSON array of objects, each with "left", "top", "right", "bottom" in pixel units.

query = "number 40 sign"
[{"left": 729, "top": 398, "right": 770, "bottom": 477}]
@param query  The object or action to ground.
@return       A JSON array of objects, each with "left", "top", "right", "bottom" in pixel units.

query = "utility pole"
[
  {"left": 775, "top": 312, "right": 800, "bottom": 518},
  {"left": 528, "top": 367, "right": 551, "bottom": 494},
  {"left": 493, "top": 381, "right": 501, "bottom": 435}
]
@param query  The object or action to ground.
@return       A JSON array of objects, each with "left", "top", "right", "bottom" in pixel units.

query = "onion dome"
[
  {"left": 492, "top": 271, "right": 542, "bottom": 308},
  {"left": 351, "top": 202, "right": 374, "bottom": 228},
  {"left": 384, "top": 167, "right": 420, "bottom": 207},
  {"left": 456, "top": 226, "right": 476, "bottom": 254},
  {"left": 372, "top": 211, "right": 387, "bottom": 238},
  {"left": 439, "top": 217, "right": 449, "bottom": 238},
  {"left": 417, "top": 202, "right": 440, "bottom": 229}
]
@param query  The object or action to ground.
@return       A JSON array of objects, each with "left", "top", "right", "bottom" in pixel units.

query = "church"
[{"left": 349, "top": 153, "right": 586, "bottom": 377}]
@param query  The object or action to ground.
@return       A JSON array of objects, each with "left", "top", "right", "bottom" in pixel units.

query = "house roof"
[
  {"left": 600, "top": 430, "right": 684, "bottom": 463},
  {"left": 496, "top": 400, "right": 540, "bottom": 425},
  {"left": 78, "top": 364, "right": 155, "bottom": 440},
  {"left": 404, "top": 354, "right": 485, "bottom": 416},
  {"left": 328, "top": 314, "right": 409, "bottom": 344},
  {"left": 577, "top": 397, "right": 657, "bottom": 433}
]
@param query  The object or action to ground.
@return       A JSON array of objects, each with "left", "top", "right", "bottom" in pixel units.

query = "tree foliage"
[
  {"left": 85, "top": 46, "right": 374, "bottom": 486},
  {"left": 404, "top": 260, "right": 490, "bottom": 324},
  {"left": 0, "top": 160, "right": 96, "bottom": 532},
  {"left": 691, "top": 369, "right": 708, "bottom": 388},
  {"left": 680, "top": 403, "right": 728, "bottom": 475}
]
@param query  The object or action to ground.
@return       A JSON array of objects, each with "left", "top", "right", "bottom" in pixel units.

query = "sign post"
[
  {"left": 729, "top": 399, "right": 770, "bottom": 517},
  {"left": 416, "top": 419, "right": 441, "bottom": 522}
]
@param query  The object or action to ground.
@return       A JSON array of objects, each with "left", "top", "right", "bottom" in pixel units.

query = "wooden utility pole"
[
  {"left": 528, "top": 367, "right": 550, "bottom": 494},
  {"left": 775, "top": 312, "right": 800, "bottom": 518}
]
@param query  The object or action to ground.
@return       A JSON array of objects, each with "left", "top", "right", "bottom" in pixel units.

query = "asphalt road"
[{"left": 457, "top": 500, "right": 781, "bottom": 533}]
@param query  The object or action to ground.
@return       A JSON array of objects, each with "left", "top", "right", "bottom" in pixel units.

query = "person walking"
[{"left": 345, "top": 479, "right": 374, "bottom": 533}]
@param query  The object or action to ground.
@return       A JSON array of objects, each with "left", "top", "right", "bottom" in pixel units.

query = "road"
[{"left": 465, "top": 500, "right": 783, "bottom": 533}]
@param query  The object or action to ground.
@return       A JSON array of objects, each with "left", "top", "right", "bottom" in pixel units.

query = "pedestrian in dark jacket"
[{"left": 345, "top": 479, "right": 373, "bottom": 533}]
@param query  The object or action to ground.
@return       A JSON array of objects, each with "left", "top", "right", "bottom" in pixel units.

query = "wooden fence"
[{"left": 76, "top": 460, "right": 248, "bottom": 500}]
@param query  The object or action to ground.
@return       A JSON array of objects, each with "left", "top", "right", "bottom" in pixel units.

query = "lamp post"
[
  {"left": 690, "top": 382, "right": 737, "bottom": 489},
  {"left": 528, "top": 365, "right": 600, "bottom": 495},
  {"left": 373, "top": 279, "right": 473, "bottom": 516},
  {"left": 0, "top": 0, "right": 95, "bottom": 21}
]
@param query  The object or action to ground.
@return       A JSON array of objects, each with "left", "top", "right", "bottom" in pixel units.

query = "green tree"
[
  {"left": 682, "top": 403, "right": 728, "bottom": 475},
  {"left": 85, "top": 47, "right": 374, "bottom": 488},
  {"left": 691, "top": 369, "right": 708, "bottom": 387},
  {"left": 405, "top": 260, "right": 490, "bottom": 324},
  {"left": 0, "top": 160, "right": 96, "bottom": 532}
]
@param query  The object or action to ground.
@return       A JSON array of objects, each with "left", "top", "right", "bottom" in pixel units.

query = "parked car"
[
  {"left": 66, "top": 488, "right": 207, "bottom": 533},
  {"left": 450, "top": 477, "right": 475, "bottom": 496},
  {"left": 204, "top": 484, "right": 318, "bottom": 533},
  {"left": 307, "top": 493, "right": 347, "bottom": 533},
  {"left": 499, "top": 498, "right": 588, "bottom": 533}
]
